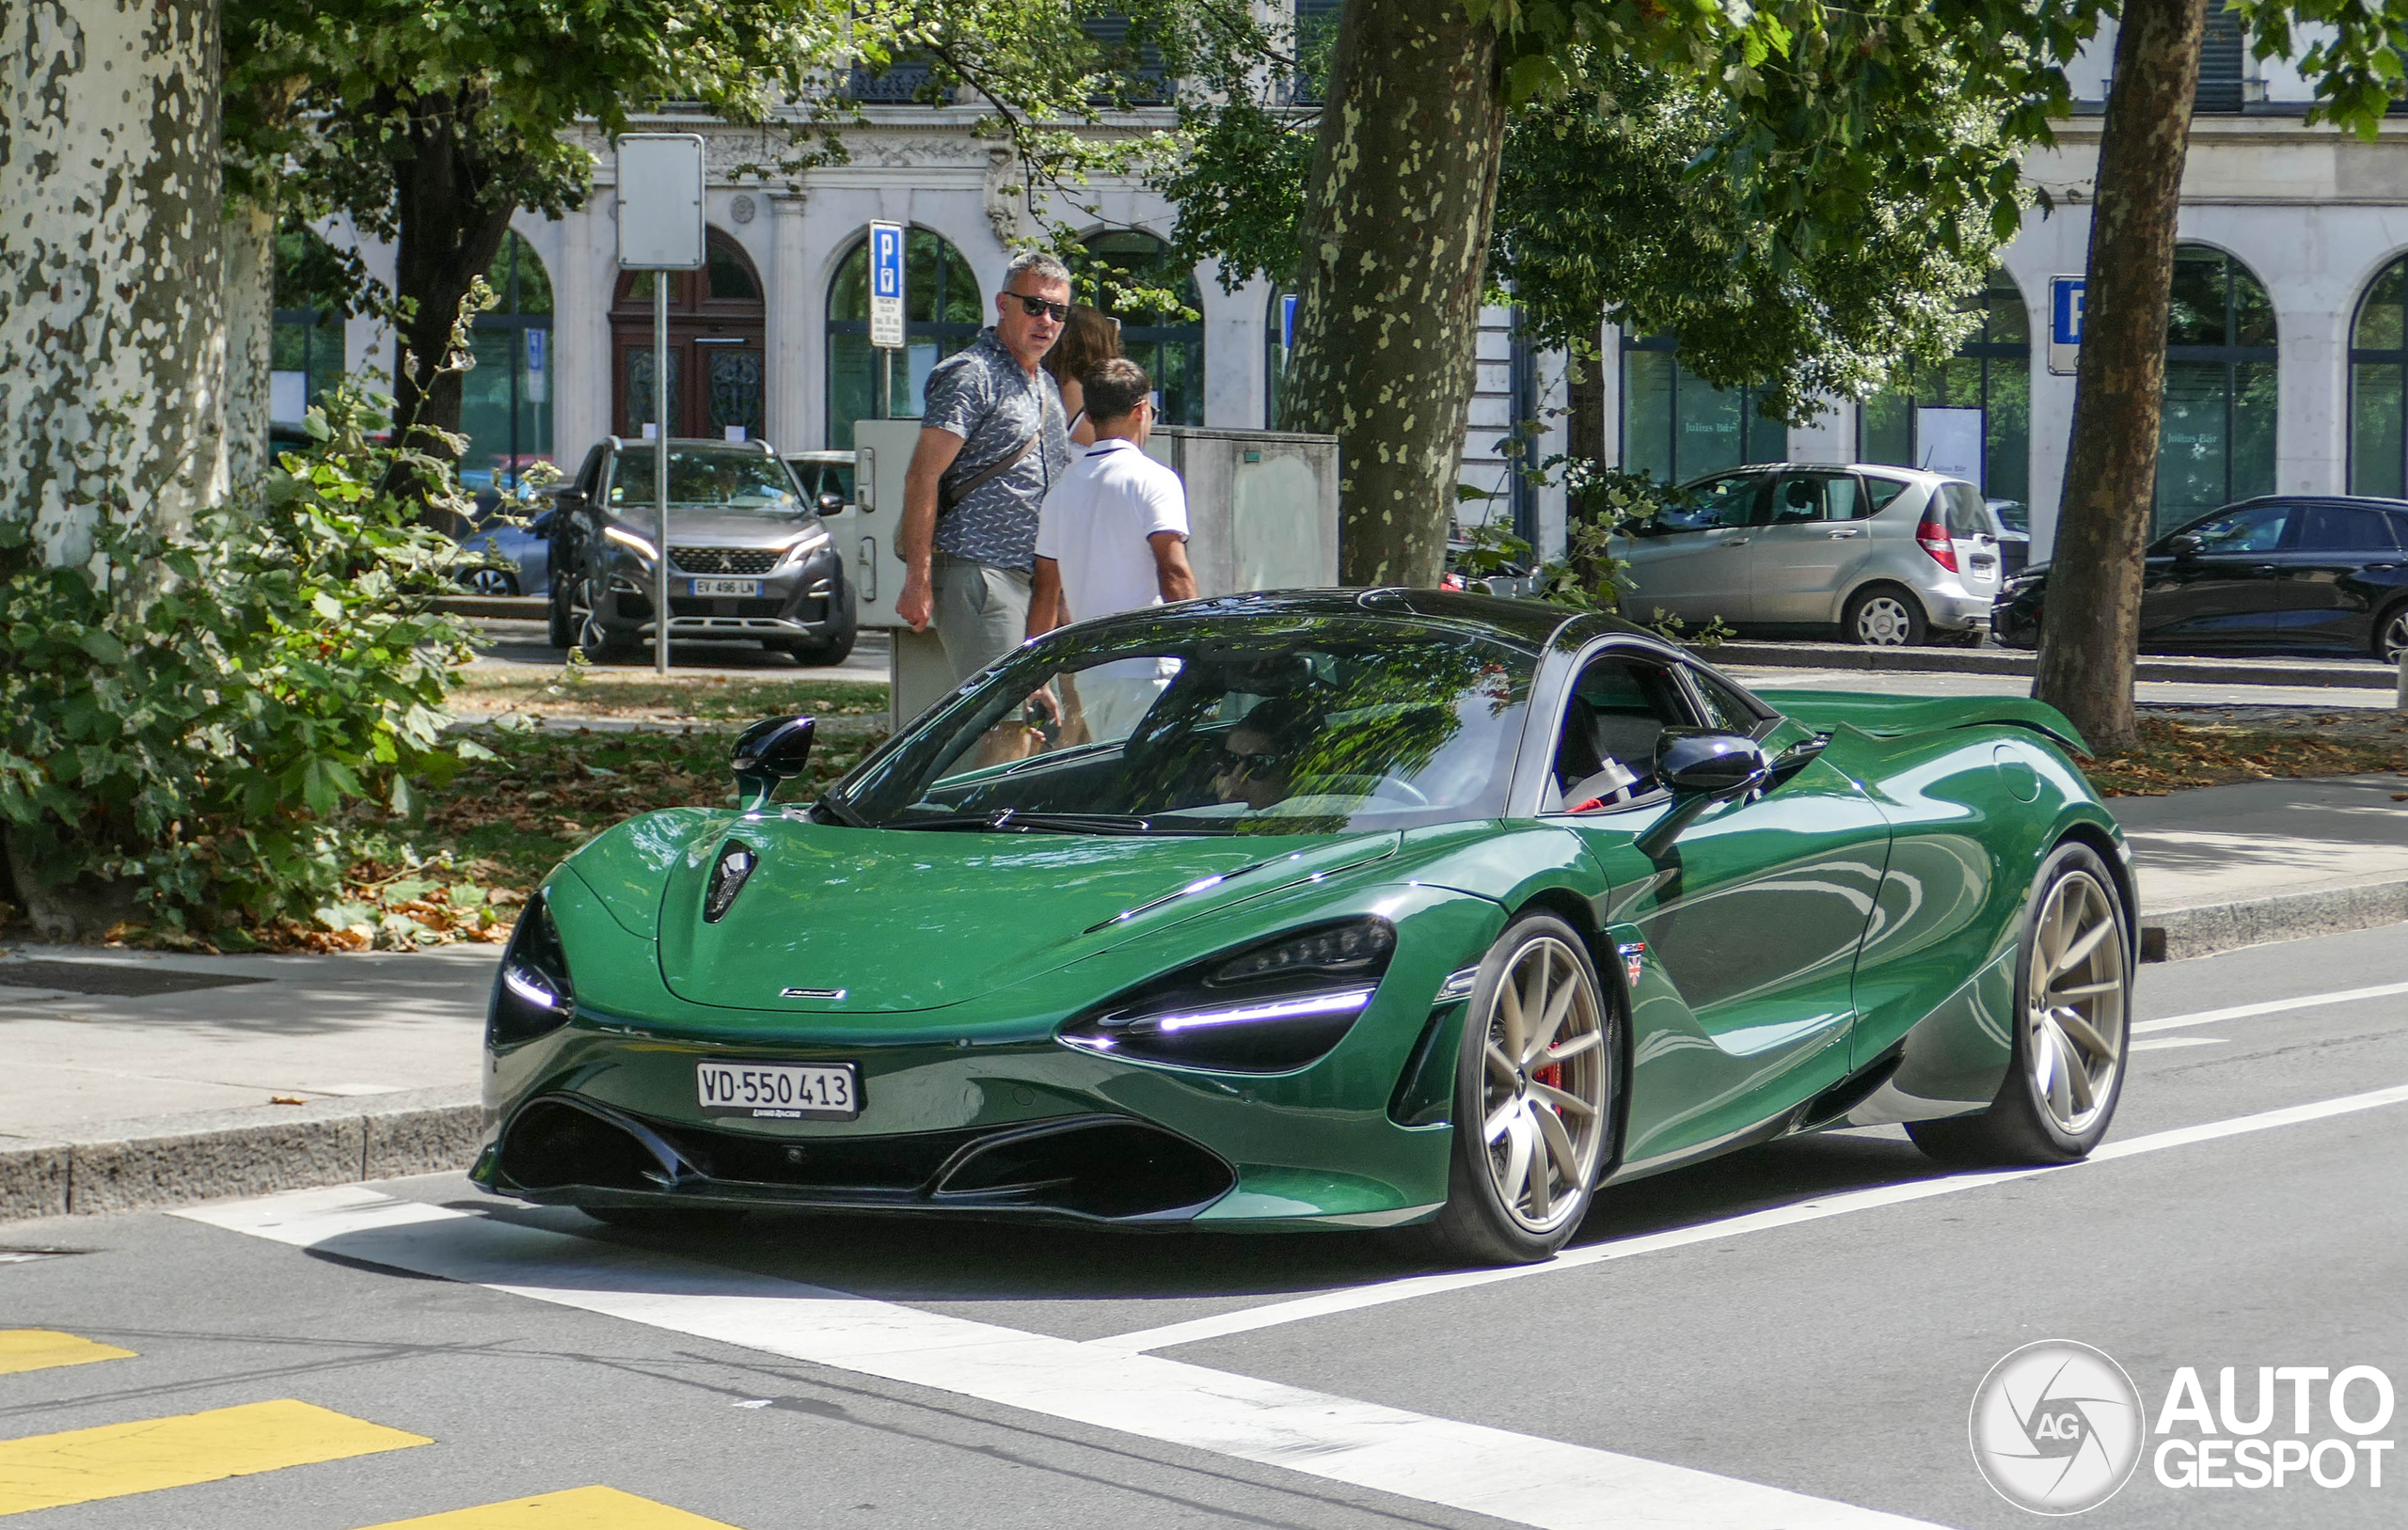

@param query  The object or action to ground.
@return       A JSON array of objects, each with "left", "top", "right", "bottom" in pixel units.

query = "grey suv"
[
  {"left": 1617, "top": 463, "right": 2005, "bottom": 645},
  {"left": 546, "top": 438, "right": 856, "bottom": 665}
]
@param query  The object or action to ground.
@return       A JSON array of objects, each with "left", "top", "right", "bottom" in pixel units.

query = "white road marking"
[
  {"left": 180, "top": 1187, "right": 1935, "bottom": 1530},
  {"left": 2132, "top": 979, "right": 2408, "bottom": 1034},
  {"left": 1094, "top": 1080, "right": 2408, "bottom": 1355},
  {"left": 2130, "top": 1037, "right": 2226, "bottom": 1052}
]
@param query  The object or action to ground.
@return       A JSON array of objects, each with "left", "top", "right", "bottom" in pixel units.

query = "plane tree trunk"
[
  {"left": 1275, "top": 0, "right": 1507, "bottom": 587},
  {"left": 2033, "top": 0, "right": 2210, "bottom": 753},
  {"left": 1, "top": 0, "right": 225, "bottom": 559}
]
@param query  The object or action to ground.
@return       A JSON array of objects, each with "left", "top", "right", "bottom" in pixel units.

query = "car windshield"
[
  {"left": 832, "top": 616, "right": 1537, "bottom": 834},
  {"left": 608, "top": 447, "right": 805, "bottom": 517}
]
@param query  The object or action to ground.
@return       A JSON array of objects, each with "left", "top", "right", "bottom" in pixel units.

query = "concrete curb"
[
  {"left": 438, "top": 594, "right": 547, "bottom": 620},
  {"left": 2142, "top": 874, "right": 2408, "bottom": 964},
  {"left": 0, "top": 1085, "right": 480, "bottom": 1224},
  {"left": 1703, "top": 639, "right": 2398, "bottom": 691}
]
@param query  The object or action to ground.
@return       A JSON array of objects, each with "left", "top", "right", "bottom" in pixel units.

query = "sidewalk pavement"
[{"left": 5, "top": 775, "right": 2403, "bottom": 1224}]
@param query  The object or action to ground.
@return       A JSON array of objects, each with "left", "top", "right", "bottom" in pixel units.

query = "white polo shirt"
[{"left": 1034, "top": 439, "right": 1189, "bottom": 624}]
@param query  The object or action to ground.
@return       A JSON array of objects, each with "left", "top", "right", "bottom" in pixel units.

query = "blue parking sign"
[
  {"left": 868, "top": 221, "right": 906, "bottom": 348},
  {"left": 2049, "top": 276, "right": 2083, "bottom": 374}
]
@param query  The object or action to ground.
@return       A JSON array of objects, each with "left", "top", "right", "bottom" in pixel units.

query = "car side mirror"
[
  {"left": 2166, "top": 533, "right": 2204, "bottom": 559},
  {"left": 817, "top": 491, "right": 846, "bottom": 514},
  {"left": 1637, "top": 732, "right": 1769, "bottom": 859},
  {"left": 731, "top": 715, "right": 816, "bottom": 810}
]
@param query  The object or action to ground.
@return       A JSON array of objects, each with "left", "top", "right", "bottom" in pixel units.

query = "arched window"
[
  {"left": 271, "top": 219, "right": 353, "bottom": 428},
  {"left": 2349, "top": 256, "right": 2408, "bottom": 497},
  {"left": 1859, "top": 270, "right": 2031, "bottom": 508},
  {"left": 1074, "top": 230, "right": 1206, "bottom": 426},
  {"left": 1619, "top": 333, "right": 1785, "bottom": 483},
  {"left": 826, "top": 227, "right": 981, "bottom": 450},
  {"left": 460, "top": 230, "right": 555, "bottom": 491},
  {"left": 2159, "top": 244, "right": 2276, "bottom": 532},
  {"left": 610, "top": 229, "right": 766, "bottom": 443}
]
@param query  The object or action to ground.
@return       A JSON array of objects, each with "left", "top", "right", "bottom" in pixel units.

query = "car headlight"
[
  {"left": 489, "top": 891, "right": 575, "bottom": 1048},
  {"left": 1057, "top": 917, "right": 1395, "bottom": 1073},
  {"left": 604, "top": 525, "right": 657, "bottom": 561},
  {"left": 779, "top": 528, "right": 832, "bottom": 563}
]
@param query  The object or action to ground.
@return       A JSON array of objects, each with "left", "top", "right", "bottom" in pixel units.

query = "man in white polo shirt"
[{"left": 1027, "top": 358, "right": 1196, "bottom": 741}]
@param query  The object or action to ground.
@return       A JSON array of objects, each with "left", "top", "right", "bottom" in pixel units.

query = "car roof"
[{"left": 1681, "top": 462, "right": 1958, "bottom": 487}]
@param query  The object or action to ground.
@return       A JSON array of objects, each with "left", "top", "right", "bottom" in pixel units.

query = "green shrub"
[{"left": 0, "top": 384, "right": 492, "bottom": 942}]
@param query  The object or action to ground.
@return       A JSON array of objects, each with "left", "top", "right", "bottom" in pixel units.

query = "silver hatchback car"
[{"left": 1617, "top": 463, "right": 2005, "bottom": 645}]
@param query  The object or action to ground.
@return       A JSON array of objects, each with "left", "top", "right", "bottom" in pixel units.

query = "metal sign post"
[
  {"left": 615, "top": 134, "right": 706, "bottom": 674},
  {"left": 869, "top": 221, "right": 906, "bottom": 419}
]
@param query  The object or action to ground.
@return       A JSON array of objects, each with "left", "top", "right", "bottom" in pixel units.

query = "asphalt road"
[{"left": 5, "top": 925, "right": 2403, "bottom": 1530}]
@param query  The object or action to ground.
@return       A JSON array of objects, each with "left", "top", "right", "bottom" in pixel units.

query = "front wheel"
[
  {"left": 2372, "top": 599, "right": 2408, "bottom": 665},
  {"left": 1844, "top": 584, "right": 1928, "bottom": 647},
  {"left": 1424, "top": 914, "right": 1617, "bottom": 1264},
  {"left": 1908, "top": 843, "right": 2131, "bottom": 1166}
]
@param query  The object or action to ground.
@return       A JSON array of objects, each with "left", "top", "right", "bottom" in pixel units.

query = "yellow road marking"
[
  {"left": 0, "top": 1398, "right": 429, "bottom": 1515},
  {"left": 363, "top": 1485, "right": 740, "bottom": 1527},
  {"left": 0, "top": 1331, "right": 135, "bottom": 1377}
]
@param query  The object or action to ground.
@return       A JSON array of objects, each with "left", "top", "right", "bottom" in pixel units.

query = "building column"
[
  {"left": 553, "top": 198, "right": 603, "bottom": 453},
  {"left": 2277, "top": 297, "right": 2347, "bottom": 497},
  {"left": 768, "top": 192, "right": 815, "bottom": 451}
]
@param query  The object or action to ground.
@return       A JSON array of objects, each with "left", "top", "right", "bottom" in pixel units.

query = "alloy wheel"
[
  {"left": 2382, "top": 607, "right": 2408, "bottom": 666},
  {"left": 2023, "top": 869, "right": 2127, "bottom": 1136},
  {"left": 1855, "top": 595, "right": 1914, "bottom": 646},
  {"left": 1477, "top": 936, "right": 1608, "bottom": 1234}
]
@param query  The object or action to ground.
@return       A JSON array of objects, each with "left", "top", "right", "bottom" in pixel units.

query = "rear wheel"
[
  {"left": 1908, "top": 843, "right": 2131, "bottom": 1166},
  {"left": 1425, "top": 914, "right": 1616, "bottom": 1264},
  {"left": 1844, "top": 584, "right": 1928, "bottom": 647},
  {"left": 2373, "top": 599, "right": 2408, "bottom": 665}
]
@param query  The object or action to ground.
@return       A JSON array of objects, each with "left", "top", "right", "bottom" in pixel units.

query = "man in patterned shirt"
[{"left": 895, "top": 250, "right": 1074, "bottom": 682}]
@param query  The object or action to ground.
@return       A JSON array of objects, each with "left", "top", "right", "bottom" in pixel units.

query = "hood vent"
[{"left": 704, "top": 842, "right": 758, "bottom": 923}]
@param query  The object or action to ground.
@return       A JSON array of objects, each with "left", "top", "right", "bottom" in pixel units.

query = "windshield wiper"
[{"left": 880, "top": 809, "right": 1172, "bottom": 835}]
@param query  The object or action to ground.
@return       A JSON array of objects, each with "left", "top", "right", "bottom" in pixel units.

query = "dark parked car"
[
  {"left": 546, "top": 438, "right": 856, "bottom": 665},
  {"left": 1995, "top": 496, "right": 2408, "bottom": 661},
  {"left": 1988, "top": 498, "right": 2031, "bottom": 580}
]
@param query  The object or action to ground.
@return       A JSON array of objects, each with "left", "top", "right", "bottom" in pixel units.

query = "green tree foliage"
[{"left": 0, "top": 381, "right": 492, "bottom": 943}]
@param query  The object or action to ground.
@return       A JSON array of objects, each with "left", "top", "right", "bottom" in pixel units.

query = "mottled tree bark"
[
  {"left": 2034, "top": 0, "right": 2208, "bottom": 752},
  {"left": 223, "top": 196, "right": 276, "bottom": 486},
  {"left": 1, "top": 0, "right": 225, "bottom": 560},
  {"left": 388, "top": 88, "right": 517, "bottom": 489},
  {"left": 1277, "top": 0, "right": 1506, "bottom": 587}
]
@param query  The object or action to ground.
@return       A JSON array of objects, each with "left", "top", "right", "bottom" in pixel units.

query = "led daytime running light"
[
  {"left": 1144, "top": 986, "right": 1376, "bottom": 1033},
  {"left": 605, "top": 525, "right": 658, "bottom": 560},
  {"left": 501, "top": 964, "right": 565, "bottom": 1012}
]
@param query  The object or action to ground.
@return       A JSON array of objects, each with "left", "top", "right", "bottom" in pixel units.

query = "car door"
[
  {"left": 1749, "top": 469, "right": 1877, "bottom": 623},
  {"left": 1545, "top": 646, "right": 1892, "bottom": 1164},
  {"left": 1618, "top": 473, "right": 1766, "bottom": 626},
  {"left": 2288, "top": 502, "right": 2405, "bottom": 648},
  {"left": 2138, "top": 501, "right": 2299, "bottom": 649}
]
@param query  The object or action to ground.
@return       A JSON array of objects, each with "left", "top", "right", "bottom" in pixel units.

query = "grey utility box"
[{"left": 847, "top": 420, "right": 1340, "bottom": 730}]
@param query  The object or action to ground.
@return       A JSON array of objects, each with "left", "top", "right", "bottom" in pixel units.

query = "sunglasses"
[
  {"left": 1219, "top": 749, "right": 1284, "bottom": 778},
  {"left": 1006, "top": 292, "right": 1070, "bottom": 323}
]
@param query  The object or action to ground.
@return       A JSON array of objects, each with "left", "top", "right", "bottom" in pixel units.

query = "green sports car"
[{"left": 473, "top": 591, "right": 2136, "bottom": 1263}]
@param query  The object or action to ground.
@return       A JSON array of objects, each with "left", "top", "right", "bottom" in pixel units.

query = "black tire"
[
  {"left": 1843, "top": 583, "right": 1929, "bottom": 647},
  {"left": 1908, "top": 842, "right": 2132, "bottom": 1167},
  {"left": 780, "top": 627, "right": 858, "bottom": 666},
  {"left": 2372, "top": 598, "right": 2408, "bottom": 665},
  {"left": 1423, "top": 913, "right": 1619, "bottom": 1265},
  {"left": 580, "top": 1205, "right": 748, "bottom": 1232}
]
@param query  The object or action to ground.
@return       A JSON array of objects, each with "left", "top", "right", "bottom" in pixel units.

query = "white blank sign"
[
  {"left": 617, "top": 135, "right": 706, "bottom": 270},
  {"left": 1917, "top": 407, "right": 1985, "bottom": 488}
]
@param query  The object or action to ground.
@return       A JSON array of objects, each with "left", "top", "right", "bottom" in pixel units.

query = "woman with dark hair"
[{"left": 1043, "top": 304, "right": 1121, "bottom": 447}]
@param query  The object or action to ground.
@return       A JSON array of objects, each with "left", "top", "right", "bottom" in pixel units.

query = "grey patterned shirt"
[{"left": 920, "top": 328, "right": 1070, "bottom": 571}]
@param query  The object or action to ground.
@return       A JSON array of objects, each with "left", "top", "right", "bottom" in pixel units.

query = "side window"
[
  {"left": 1547, "top": 655, "right": 1694, "bottom": 812},
  {"left": 1772, "top": 472, "right": 1867, "bottom": 524},
  {"left": 1662, "top": 473, "right": 1766, "bottom": 532},
  {"left": 1863, "top": 475, "right": 1912, "bottom": 513},
  {"left": 2184, "top": 503, "right": 2294, "bottom": 554},
  {"left": 1687, "top": 668, "right": 1766, "bottom": 735},
  {"left": 2299, "top": 505, "right": 2400, "bottom": 552}
]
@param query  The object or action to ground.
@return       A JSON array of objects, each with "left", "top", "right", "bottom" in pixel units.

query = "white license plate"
[
  {"left": 689, "top": 577, "right": 761, "bottom": 597},
  {"left": 696, "top": 1061, "right": 859, "bottom": 1120}
]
